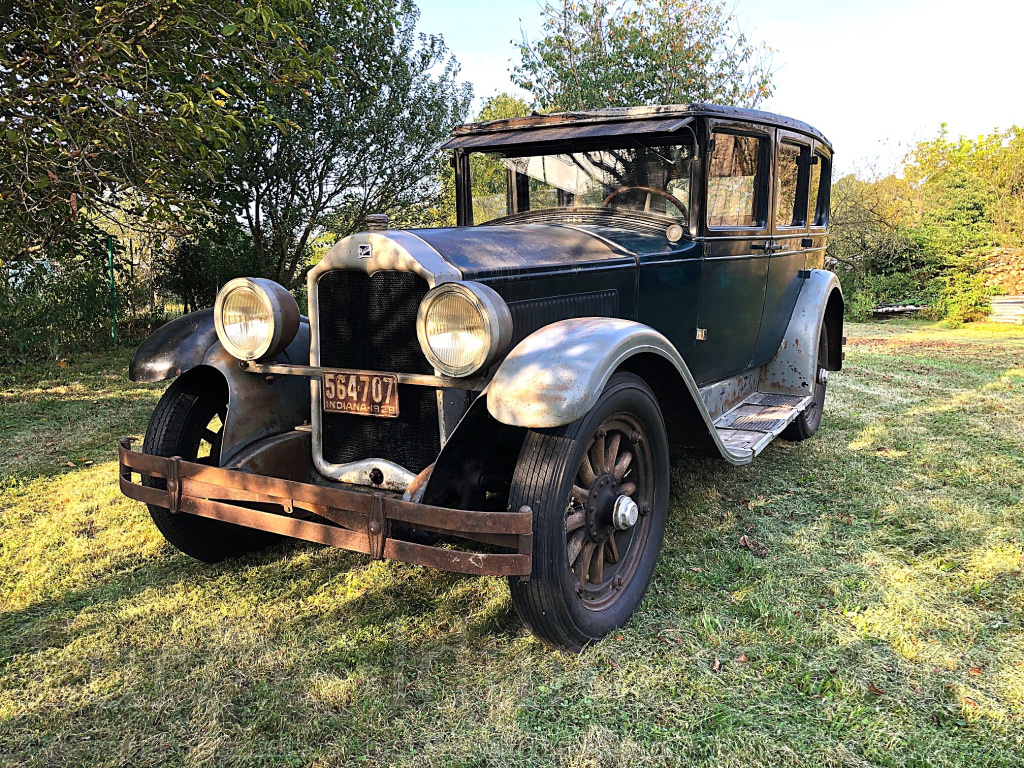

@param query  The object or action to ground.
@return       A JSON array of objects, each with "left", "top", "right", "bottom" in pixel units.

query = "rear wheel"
[
  {"left": 782, "top": 322, "right": 829, "bottom": 441},
  {"left": 507, "top": 372, "right": 670, "bottom": 652},
  {"left": 143, "top": 371, "right": 279, "bottom": 562}
]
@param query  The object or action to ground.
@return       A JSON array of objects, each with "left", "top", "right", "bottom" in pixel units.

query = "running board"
[{"left": 713, "top": 392, "right": 812, "bottom": 459}]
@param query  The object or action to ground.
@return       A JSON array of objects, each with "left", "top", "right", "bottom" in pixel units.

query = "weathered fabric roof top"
[{"left": 442, "top": 103, "right": 831, "bottom": 151}]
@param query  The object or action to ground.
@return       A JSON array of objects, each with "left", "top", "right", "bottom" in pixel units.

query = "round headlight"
[
  {"left": 214, "top": 277, "right": 299, "bottom": 361},
  {"left": 416, "top": 282, "right": 512, "bottom": 377}
]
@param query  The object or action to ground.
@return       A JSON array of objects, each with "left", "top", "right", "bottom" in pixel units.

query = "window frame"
[
  {"left": 773, "top": 135, "right": 812, "bottom": 233},
  {"left": 703, "top": 122, "right": 772, "bottom": 234},
  {"left": 461, "top": 132, "right": 698, "bottom": 227},
  {"left": 808, "top": 146, "right": 832, "bottom": 229}
]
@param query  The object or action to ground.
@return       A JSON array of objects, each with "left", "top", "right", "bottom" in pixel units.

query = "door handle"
[{"left": 753, "top": 242, "right": 783, "bottom": 253}]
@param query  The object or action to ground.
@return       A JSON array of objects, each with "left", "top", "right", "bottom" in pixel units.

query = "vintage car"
[{"left": 119, "top": 104, "right": 843, "bottom": 652}]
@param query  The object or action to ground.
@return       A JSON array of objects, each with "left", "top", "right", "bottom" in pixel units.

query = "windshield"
[{"left": 468, "top": 139, "right": 694, "bottom": 225}]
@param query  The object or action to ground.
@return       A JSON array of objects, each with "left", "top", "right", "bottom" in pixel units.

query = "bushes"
[
  {"left": 0, "top": 225, "right": 121, "bottom": 362},
  {"left": 153, "top": 219, "right": 259, "bottom": 314},
  {"left": 925, "top": 270, "right": 994, "bottom": 326},
  {"left": 830, "top": 126, "right": 1021, "bottom": 324},
  {"left": 0, "top": 217, "right": 260, "bottom": 363}
]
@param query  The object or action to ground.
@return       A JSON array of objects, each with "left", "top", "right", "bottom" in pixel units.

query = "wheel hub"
[
  {"left": 612, "top": 494, "right": 639, "bottom": 530},
  {"left": 585, "top": 474, "right": 619, "bottom": 543}
]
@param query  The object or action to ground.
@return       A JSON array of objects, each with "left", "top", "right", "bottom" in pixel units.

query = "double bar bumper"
[{"left": 117, "top": 438, "right": 533, "bottom": 577}]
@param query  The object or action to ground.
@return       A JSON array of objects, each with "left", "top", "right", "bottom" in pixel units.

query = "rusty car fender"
[
  {"left": 129, "top": 308, "right": 311, "bottom": 466},
  {"left": 759, "top": 270, "right": 844, "bottom": 398},
  {"left": 485, "top": 317, "right": 754, "bottom": 464}
]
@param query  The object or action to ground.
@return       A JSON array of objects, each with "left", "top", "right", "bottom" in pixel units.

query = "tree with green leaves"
[
  {"left": 206, "top": 0, "right": 472, "bottom": 288},
  {"left": 513, "top": 0, "right": 774, "bottom": 112},
  {"left": 0, "top": 0, "right": 325, "bottom": 262}
]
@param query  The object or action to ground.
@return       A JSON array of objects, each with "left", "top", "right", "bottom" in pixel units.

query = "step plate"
[
  {"left": 713, "top": 391, "right": 813, "bottom": 459},
  {"left": 716, "top": 404, "right": 796, "bottom": 433}
]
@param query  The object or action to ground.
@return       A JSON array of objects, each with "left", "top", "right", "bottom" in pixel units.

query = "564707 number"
[{"left": 322, "top": 371, "right": 399, "bottom": 418}]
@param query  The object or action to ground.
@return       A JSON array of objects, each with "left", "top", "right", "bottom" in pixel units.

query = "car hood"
[{"left": 408, "top": 223, "right": 688, "bottom": 280}]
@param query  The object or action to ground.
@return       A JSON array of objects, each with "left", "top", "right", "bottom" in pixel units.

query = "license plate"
[{"left": 322, "top": 371, "right": 399, "bottom": 418}]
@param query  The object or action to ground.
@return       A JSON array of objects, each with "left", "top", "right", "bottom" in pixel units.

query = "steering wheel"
[{"left": 601, "top": 185, "right": 688, "bottom": 219}]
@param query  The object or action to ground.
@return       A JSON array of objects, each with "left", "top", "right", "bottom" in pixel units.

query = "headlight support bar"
[{"left": 239, "top": 360, "right": 488, "bottom": 392}]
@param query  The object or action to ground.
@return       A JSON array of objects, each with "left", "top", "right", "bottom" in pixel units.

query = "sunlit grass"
[{"left": 1, "top": 320, "right": 1023, "bottom": 766}]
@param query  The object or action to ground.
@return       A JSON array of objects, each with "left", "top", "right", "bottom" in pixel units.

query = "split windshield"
[{"left": 468, "top": 139, "right": 694, "bottom": 225}]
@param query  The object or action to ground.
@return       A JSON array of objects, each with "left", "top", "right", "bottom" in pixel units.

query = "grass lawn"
[{"left": 2, "top": 320, "right": 1023, "bottom": 767}]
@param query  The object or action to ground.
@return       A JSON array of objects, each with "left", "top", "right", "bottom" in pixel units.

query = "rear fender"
[
  {"left": 759, "top": 270, "right": 843, "bottom": 397},
  {"left": 132, "top": 309, "right": 311, "bottom": 466}
]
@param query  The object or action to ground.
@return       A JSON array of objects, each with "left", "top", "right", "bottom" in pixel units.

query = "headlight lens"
[
  {"left": 214, "top": 278, "right": 299, "bottom": 361},
  {"left": 417, "top": 282, "right": 512, "bottom": 377}
]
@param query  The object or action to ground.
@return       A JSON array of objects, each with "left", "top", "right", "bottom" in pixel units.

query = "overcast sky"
[{"left": 416, "top": 0, "right": 1022, "bottom": 174}]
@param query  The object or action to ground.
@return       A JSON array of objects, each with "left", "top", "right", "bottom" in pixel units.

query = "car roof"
[{"left": 442, "top": 103, "right": 832, "bottom": 152}]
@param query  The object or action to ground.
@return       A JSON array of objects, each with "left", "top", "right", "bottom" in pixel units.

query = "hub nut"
[
  {"left": 612, "top": 495, "right": 639, "bottom": 530},
  {"left": 818, "top": 369, "right": 830, "bottom": 385}
]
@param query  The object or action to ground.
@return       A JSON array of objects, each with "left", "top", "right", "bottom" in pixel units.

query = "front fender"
[
  {"left": 129, "top": 309, "right": 220, "bottom": 383},
  {"left": 487, "top": 317, "right": 688, "bottom": 429},
  {"left": 485, "top": 317, "right": 755, "bottom": 464},
  {"left": 131, "top": 309, "right": 311, "bottom": 466}
]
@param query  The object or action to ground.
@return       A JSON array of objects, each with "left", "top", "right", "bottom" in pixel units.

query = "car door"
[
  {"left": 751, "top": 130, "right": 813, "bottom": 367},
  {"left": 688, "top": 124, "right": 773, "bottom": 384}
]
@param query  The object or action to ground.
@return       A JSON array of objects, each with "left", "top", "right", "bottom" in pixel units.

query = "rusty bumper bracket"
[{"left": 118, "top": 438, "right": 533, "bottom": 577}]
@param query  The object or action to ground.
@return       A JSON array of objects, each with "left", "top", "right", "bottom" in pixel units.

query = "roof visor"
[{"left": 440, "top": 117, "right": 693, "bottom": 150}]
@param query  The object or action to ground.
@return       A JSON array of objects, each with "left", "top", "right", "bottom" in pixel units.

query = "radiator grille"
[{"left": 316, "top": 270, "right": 440, "bottom": 474}]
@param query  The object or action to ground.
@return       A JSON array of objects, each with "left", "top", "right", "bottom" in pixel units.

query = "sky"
[{"left": 416, "top": 0, "right": 1023, "bottom": 175}]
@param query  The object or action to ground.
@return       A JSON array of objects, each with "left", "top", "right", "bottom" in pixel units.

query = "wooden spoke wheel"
[
  {"left": 508, "top": 372, "right": 670, "bottom": 652},
  {"left": 566, "top": 415, "right": 654, "bottom": 610}
]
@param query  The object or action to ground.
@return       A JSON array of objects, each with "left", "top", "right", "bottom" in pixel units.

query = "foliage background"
[
  {"left": 2, "top": 0, "right": 1023, "bottom": 362},
  {"left": 828, "top": 127, "right": 1023, "bottom": 325}
]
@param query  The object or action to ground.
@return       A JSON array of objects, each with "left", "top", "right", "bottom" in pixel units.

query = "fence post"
[{"left": 108, "top": 235, "right": 117, "bottom": 342}]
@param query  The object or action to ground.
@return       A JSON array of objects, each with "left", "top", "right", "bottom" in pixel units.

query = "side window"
[
  {"left": 808, "top": 152, "right": 831, "bottom": 227},
  {"left": 707, "top": 132, "right": 767, "bottom": 228},
  {"left": 776, "top": 142, "right": 809, "bottom": 228}
]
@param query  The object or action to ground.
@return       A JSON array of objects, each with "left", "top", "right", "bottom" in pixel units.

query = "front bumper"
[{"left": 117, "top": 438, "right": 533, "bottom": 577}]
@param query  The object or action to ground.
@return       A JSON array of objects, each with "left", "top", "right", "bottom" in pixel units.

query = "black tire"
[
  {"left": 143, "top": 371, "right": 279, "bottom": 563},
  {"left": 782, "top": 322, "right": 829, "bottom": 441},
  {"left": 507, "top": 372, "right": 670, "bottom": 652}
]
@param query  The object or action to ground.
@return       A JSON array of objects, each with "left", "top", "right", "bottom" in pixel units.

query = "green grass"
[{"left": 2, "top": 320, "right": 1023, "bottom": 767}]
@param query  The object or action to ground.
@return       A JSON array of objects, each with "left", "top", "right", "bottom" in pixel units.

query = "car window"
[
  {"left": 808, "top": 152, "right": 831, "bottom": 227},
  {"left": 776, "top": 142, "right": 808, "bottom": 228},
  {"left": 468, "top": 140, "right": 694, "bottom": 224},
  {"left": 470, "top": 153, "right": 509, "bottom": 224},
  {"left": 707, "top": 132, "right": 767, "bottom": 228}
]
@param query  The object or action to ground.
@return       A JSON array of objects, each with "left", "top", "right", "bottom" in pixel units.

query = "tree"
[
  {"left": 0, "top": 0, "right": 325, "bottom": 262},
  {"left": 208, "top": 0, "right": 472, "bottom": 288},
  {"left": 476, "top": 92, "right": 533, "bottom": 122},
  {"left": 512, "top": 0, "right": 774, "bottom": 112}
]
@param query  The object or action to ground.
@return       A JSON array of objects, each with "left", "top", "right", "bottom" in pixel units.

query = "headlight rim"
[
  {"left": 416, "top": 281, "right": 512, "bottom": 377},
  {"left": 214, "top": 277, "right": 299, "bottom": 362}
]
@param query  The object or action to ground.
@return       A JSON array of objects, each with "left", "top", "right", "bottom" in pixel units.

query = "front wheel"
[
  {"left": 507, "top": 372, "right": 670, "bottom": 652},
  {"left": 143, "top": 370, "right": 279, "bottom": 562}
]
